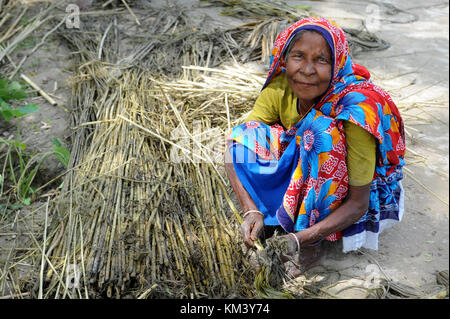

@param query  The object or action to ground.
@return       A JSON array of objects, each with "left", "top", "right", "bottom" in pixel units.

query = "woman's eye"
[{"left": 318, "top": 57, "right": 329, "bottom": 63}]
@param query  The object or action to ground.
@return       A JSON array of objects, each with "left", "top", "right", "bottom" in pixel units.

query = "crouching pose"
[{"left": 225, "top": 17, "right": 405, "bottom": 276}]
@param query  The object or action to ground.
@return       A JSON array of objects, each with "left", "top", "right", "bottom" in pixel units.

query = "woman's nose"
[{"left": 300, "top": 60, "right": 316, "bottom": 76}]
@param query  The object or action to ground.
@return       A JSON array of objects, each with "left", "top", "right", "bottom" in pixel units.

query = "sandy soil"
[{"left": 0, "top": 0, "right": 448, "bottom": 298}]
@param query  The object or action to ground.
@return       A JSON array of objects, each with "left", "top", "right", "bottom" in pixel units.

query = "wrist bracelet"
[
  {"left": 289, "top": 232, "right": 300, "bottom": 253},
  {"left": 242, "top": 209, "right": 264, "bottom": 219}
]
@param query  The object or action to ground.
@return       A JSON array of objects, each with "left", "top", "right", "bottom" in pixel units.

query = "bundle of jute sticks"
[{"left": 42, "top": 70, "right": 240, "bottom": 298}]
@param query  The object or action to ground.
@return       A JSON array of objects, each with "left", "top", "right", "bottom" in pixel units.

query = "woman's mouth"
[{"left": 295, "top": 81, "right": 316, "bottom": 88}]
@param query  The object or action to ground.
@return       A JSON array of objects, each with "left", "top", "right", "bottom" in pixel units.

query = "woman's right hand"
[{"left": 240, "top": 212, "right": 264, "bottom": 248}]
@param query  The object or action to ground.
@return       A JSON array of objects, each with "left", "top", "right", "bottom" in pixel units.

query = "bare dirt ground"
[{"left": 0, "top": 0, "right": 448, "bottom": 298}]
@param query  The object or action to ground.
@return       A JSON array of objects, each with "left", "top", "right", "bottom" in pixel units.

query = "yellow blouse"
[{"left": 246, "top": 73, "right": 376, "bottom": 186}]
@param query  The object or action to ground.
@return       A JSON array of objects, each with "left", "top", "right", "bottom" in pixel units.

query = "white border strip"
[{"left": 342, "top": 181, "right": 405, "bottom": 253}]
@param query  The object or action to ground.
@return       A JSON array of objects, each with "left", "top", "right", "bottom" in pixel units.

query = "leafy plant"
[
  {"left": 0, "top": 78, "right": 70, "bottom": 207},
  {"left": 0, "top": 78, "right": 39, "bottom": 121},
  {"left": 52, "top": 138, "right": 70, "bottom": 168},
  {"left": 1, "top": 138, "right": 38, "bottom": 205},
  {"left": 1, "top": 137, "right": 70, "bottom": 206},
  {"left": 1, "top": 77, "right": 39, "bottom": 206}
]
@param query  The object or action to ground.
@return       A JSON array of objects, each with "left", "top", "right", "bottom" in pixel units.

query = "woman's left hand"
[{"left": 277, "top": 234, "right": 299, "bottom": 263}]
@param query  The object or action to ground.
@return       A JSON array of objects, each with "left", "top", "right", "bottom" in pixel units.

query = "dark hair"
[{"left": 283, "top": 29, "right": 326, "bottom": 62}]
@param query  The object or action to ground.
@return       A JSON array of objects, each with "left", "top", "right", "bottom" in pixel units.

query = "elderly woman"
[{"left": 225, "top": 17, "right": 405, "bottom": 275}]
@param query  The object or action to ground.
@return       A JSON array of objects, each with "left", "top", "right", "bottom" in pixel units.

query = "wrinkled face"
[{"left": 285, "top": 31, "right": 332, "bottom": 109}]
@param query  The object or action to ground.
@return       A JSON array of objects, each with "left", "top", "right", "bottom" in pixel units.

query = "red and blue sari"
[{"left": 228, "top": 17, "right": 406, "bottom": 252}]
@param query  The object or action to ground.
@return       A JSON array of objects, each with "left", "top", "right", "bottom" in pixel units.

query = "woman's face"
[{"left": 285, "top": 31, "right": 332, "bottom": 110}]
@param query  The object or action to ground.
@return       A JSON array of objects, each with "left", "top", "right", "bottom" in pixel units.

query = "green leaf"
[
  {"left": 52, "top": 138, "right": 70, "bottom": 168},
  {"left": 22, "top": 197, "right": 31, "bottom": 205},
  {"left": 52, "top": 137, "right": 62, "bottom": 147},
  {"left": 0, "top": 79, "right": 9, "bottom": 90},
  {"left": 0, "top": 79, "right": 27, "bottom": 102},
  {"left": 0, "top": 99, "right": 14, "bottom": 122},
  {"left": 0, "top": 109, "right": 14, "bottom": 122},
  {"left": 0, "top": 100, "right": 38, "bottom": 121},
  {"left": 12, "top": 141, "right": 27, "bottom": 150},
  {"left": 16, "top": 103, "right": 39, "bottom": 115},
  {"left": 0, "top": 138, "right": 26, "bottom": 150}
]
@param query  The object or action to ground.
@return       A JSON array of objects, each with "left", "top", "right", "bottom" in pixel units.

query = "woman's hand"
[
  {"left": 277, "top": 234, "right": 299, "bottom": 262},
  {"left": 272, "top": 233, "right": 323, "bottom": 278},
  {"left": 240, "top": 212, "right": 264, "bottom": 248}
]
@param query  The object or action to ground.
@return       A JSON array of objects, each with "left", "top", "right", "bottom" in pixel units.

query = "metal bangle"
[
  {"left": 242, "top": 210, "right": 264, "bottom": 219},
  {"left": 289, "top": 232, "right": 300, "bottom": 253}
]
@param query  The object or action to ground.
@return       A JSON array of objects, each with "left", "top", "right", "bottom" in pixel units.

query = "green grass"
[{"left": 0, "top": 77, "right": 70, "bottom": 209}]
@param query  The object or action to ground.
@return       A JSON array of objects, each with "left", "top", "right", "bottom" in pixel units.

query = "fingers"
[
  {"left": 240, "top": 221, "right": 254, "bottom": 247},
  {"left": 278, "top": 234, "right": 298, "bottom": 262},
  {"left": 241, "top": 214, "right": 264, "bottom": 248},
  {"left": 250, "top": 218, "right": 263, "bottom": 241}
]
